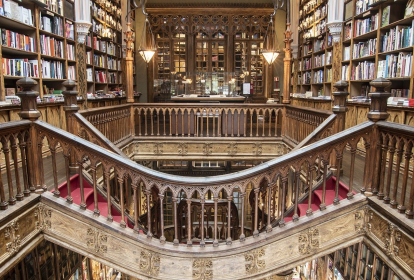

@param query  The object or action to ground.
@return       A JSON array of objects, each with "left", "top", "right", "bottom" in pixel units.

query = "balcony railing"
[{"left": 1, "top": 78, "right": 413, "bottom": 248}]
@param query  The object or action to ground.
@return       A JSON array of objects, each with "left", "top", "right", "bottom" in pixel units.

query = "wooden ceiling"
[{"left": 145, "top": 0, "right": 274, "bottom": 8}]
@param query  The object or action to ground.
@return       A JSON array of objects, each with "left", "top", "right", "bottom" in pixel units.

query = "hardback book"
[
  {"left": 6, "top": 88, "right": 15, "bottom": 96},
  {"left": 9, "top": 0, "right": 20, "bottom": 22},
  {"left": 345, "top": 1, "right": 353, "bottom": 20},
  {"left": 405, "top": 0, "right": 414, "bottom": 18},
  {"left": 0, "top": 0, "right": 4, "bottom": 16},
  {"left": 3, "top": 0, "right": 11, "bottom": 18}
]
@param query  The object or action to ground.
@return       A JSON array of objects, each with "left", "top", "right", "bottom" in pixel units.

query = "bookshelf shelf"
[
  {"left": 1, "top": 47, "right": 38, "bottom": 56},
  {"left": 338, "top": 0, "right": 414, "bottom": 98},
  {"left": 0, "top": 15, "right": 36, "bottom": 31}
]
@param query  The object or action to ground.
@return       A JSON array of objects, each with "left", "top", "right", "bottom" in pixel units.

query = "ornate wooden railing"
[{"left": 2, "top": 78, "right": 413, "bottom": 248}]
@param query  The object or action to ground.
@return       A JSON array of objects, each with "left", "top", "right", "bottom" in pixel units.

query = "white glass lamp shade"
[
  {"left": 263, "top": 50, "right": 280, "bottom": 64},
  {"left": 139, "top": 49, "right": 156, "bottom": 63}
]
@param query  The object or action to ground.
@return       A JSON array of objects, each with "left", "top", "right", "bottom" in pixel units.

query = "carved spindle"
[
  {"left": 226, "top": 196, "right": 232, "bottom": 244},
  {"left": 398, "top": 142, "right": 412, "bottom": 213},
  {"left": 186, "top": 199, "right": 192, "bottom": 246},
  {"left": 306, "top": 165, "right": 314, "bottom": 216},
  {"left": 132, "top": 184, "right": 139, "bottom": 233},
  {"left": 146, "top": 190, "right": 152, "bottom": 238},
  {"left": 50, "top": 147, "right": 59, "bottom": 197},
  {"left": 1, "top": 138, "right": 15, "bottom": 205},
  {"left": 105, "top": 171, "right": 113, "bottom": 222},
  {"left": 320, "top": 160, "right": 327, "bottom": 210},
  {"left": 213, "top": 197, "right": 219, "bottom": 247},
  {"left": 348, "top": 147, "right": 356, "bottom": 200},
  {"left": 159, "top": 194, "right": 165, "bottom": 243},
  {"left": 253, "top": 187, "right": 260, "bottom": 237},
  {"left": 64, "top": 154, "right": 73, "bottom": 204},
  {"left": 266, "top": 185, "right": 272, "bottom": 232},
  {"left": 18, "top": 135, "right": 30, "bottom": 197},
  {"left": 200, "top": 199, "right": 205, "bottom": 247},
  {"left": 334, "top": 152, "right": 343, "bottom": 205},
  {"left": 377, "top": 134, "right": 389, "bottom": 200},
  {"left": 292, "top": 171, "right": 300, "bottom": 222},
  {"left": 390, "top": 141, "right": 404, "bottom": 209},
  {"left": 173, "top": 197, "right": 179, "bottom": 245},
  {"left": 240, "top": 192, "right": 246, "bottom": 241},
  {"left": 119, "top": 176, "right": 126, "bottom": 228},
  {"left": 406, "top": 173, "right": 414, "bottom": 218},
  {"left": 279, "top": 176, "right": 288, "bottom": 227},
  {"left": 91, "top": 166, "right": 100, "bottom": 217},
  {"left": 384, "top": 138, "right": 396, "bottom": 203},
  {"left": 78, "top": 160, "right": 86, "bottom": 210},
  {"left": 10, "top": 136, "right": 23, "bottom": 201}
]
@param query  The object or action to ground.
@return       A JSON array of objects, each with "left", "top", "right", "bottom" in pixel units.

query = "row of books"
[
  {"left": 303, "top": 44, "right": 312, "bottom": 56},
  {"left": 0, "top": 0, "right": 34, "bottom": 26},
  {"left": 93, "top": 20, "right": 115, "bottom": 40},
  {"left": 39, "top": 0, "right": 64, "bottom": 16},
  {"left": 67, "top": 44, "right": 75, "bottom": 60},
  {"left": 355, "top": 0, "right": 374, "bottom": 15},
  {"left": 314, "top": 37, "right": 325, "bottom": 52},
  {"left": 2, "top": 57, "right": 39, "bottom": 77},
  {"left": 68, "top": 65, "right": 76, "bottom": 80},
  {"left": 326, "top": 68, "right": 332, "bottom": 82},
  {"left": 86, "top": 52, "right": 92, "bottom": 65},
  {"left": 314, "top": 54, "right": 325, "bottom": 67},
  {"left": 302, "top": 71, "right": 311, "bottom": 84},
  {"left": 107, "top": 57, "right": 119, "bottom": 70},
  {"left": 303, "top": 58, "right": 312, "bottom": 70},
  {"left": 314, "top": 4, "right": 327, "bottom": 21},
  {"left": 313, "top": 70, "right": 324, "bottom": 83},
  {"left": 1, "top": 29, "right": 36, "bottom": 52},
  {"left": 94, "top": 0, "right": 122, "bottom": 18},
  {"left": 95, "top": 70, "right": 107, "bottom": 83},
  {"left": 107, "top": 72, "right": 118, "bottom": 84},
  {"left": 41, "top": 14, "right": 64, "bottom": 37},
  {"left": 353, "top": 39, "right": 377, "bottom": 59},
  {"left": 92, "top": 3, "right": 122, "bottom": 31},
  {"left": 354, "top": 14, "right": 379, "bottom": 37},
  {"left": 40, "top": 35, "right": 64, "bottom": 58},
  {"left": 315, "top": 19, "right": 326, "bottom": 37},
  {"left": 41, "top": 60, "right": 64, "bottom": 79},
  {"left": 93, "top": 54, "right": 106, "bottom": 68},
  {"left": 390, "top": 88, "right": 409, "bottom": 98},
  {"left": 377, "top": 53, "right": 413, "bottom": 78},
  {"left": 351, "top": 61, "right": 375, "bottom": 80},
  {"left": 107, "top": 43, "right": 120, "bottom": 56},
  {"left": 380, "top": 24, "right": 414, "bottom": 53},
  {"left": 342, "top": 64, "right": 350, "bottom": 80},
  {"left": 93, "top": 37, "right": 107, "bottom": 52},
  {"left": 344, "top": 46, "right": 351, "bottom": 61}
]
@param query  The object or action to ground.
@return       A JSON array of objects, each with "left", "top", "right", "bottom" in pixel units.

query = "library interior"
[{"left": 1, "top": 0, "right": 414, "bottom": 279}]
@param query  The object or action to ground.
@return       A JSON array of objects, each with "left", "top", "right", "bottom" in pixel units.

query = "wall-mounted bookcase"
[
  {"left": 0, "top": 0, "right": 77, "bottom": 99},
  {"left": 341, "top": 0, "right": 414, "bottom": 99},
  {"left": 0, "top": 0, "right": 124, "bottom": 101},
  {"left": 89, "top": 0, "right": 123, "bottom": 95},
  {"left": 297, "top": 0, "right": 333, "bottom": 97}
]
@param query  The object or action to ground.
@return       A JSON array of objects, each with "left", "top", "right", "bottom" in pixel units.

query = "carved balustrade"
[{"left": 284, "top": 106, "right": 334, "bottom": 145}]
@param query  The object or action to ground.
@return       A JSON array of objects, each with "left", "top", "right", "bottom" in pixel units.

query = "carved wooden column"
[
  {"left": 366, "top": 78, "right": 391, "bottom": 196},
  {"left": 213, "top": 197, "right": 219, "bottom": 247},
  {"left": 239, "top": 192, "right": 246, "bottom": 241},
  {"left": 226, "top": 196, "right": 232, "bottom": 245},
  {"left": 266, "top": 184, "right": 272, "bottom": 232},
  {"left": 282, "top": 23, "right": 293, "bottom": 104},
  {"left": 331, "top": 40, "right": 343, "bottom": 94},
  {"left": 76, "top": 43, "right": 87, "bottom": 109},
  {"left": 124, "top": 22, "right": 135, "bottom": 103},
  {"left": 253, "top": 187, "right": 260, "bottom": 237},
  {"left": 16, "top": 78, "right": 42, "bottom": 193},
  {"left": 200, "top": 199, "right": 205, "bottom": 247},
  {"left": 173, "top": 196, "right": 179, "bottom": 245},
  {"left": 279, "top": 176, "right": 288, "bottom": 227},
  {"left": 159, "top": 194, "right": 165, "bottom": 243},
  {"left": 146, "top": 190, "right": 153, "bottom": 238}
]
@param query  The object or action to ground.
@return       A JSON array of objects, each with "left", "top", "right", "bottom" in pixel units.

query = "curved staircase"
[
  {"left": 284, "top": 176, "right": 355, "bottom": 222},
  {"left": 53, "top": 174, "right": 133, "bottom": 228}
]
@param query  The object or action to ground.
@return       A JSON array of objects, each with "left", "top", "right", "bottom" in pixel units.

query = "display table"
[{"left": 171, "top": 95, "right": 246, "bottom": 103}]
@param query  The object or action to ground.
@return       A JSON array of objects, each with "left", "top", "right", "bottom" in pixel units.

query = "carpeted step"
[
  {"left": 70, "top": 187, "right": 94, "bottom": 205},
  {"left": 297, "top": 203, "right": 319, "bottom": 217}
]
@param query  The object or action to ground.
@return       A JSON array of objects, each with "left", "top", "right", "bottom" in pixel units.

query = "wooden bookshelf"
[
  {"left": 0, "top": 0, "right": 77, "bottom": 99},
  {"left": 297, "top": 0, "right": 333, "bottom": 97},
  {"left": 341, "top": 0, "right": 414, "bottom": 99},
  {"left": 0, "top": 0, "right": 124, "bottom": 102}
]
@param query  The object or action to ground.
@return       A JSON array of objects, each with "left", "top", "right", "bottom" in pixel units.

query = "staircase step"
[
  {"left": 69, "top": 187, "right": 94, "bottom": 205},
  {"left": 297, "top": 203, "right": 319, "bottom": 217}
]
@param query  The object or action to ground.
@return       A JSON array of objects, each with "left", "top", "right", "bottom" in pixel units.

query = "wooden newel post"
[
  {"left": 283, "top": 23, "right": 293, "bottom": 104},
  {"left": 332, "top": 80, "right": 349, "bottom": 134},
  {"left": 124, "top": 22, "right": 135, "bottom": 104},
  {"left": 330, "top": 80, "right": 349, "bottom": 171},
  {"left": 62, "top": 79, "right": 80, "bottom": 171},
  {"left": 365, "top": 78, "right": 392, "bottom": 196},
  {"left": 16, "top": 77, "right": 43, "bottom": 192},
  {"left": 62, "top": 79, "right": 80, "bottom": 134},
  {"left": 367, "top": 78, "right": 391, "bottom": 122}
]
